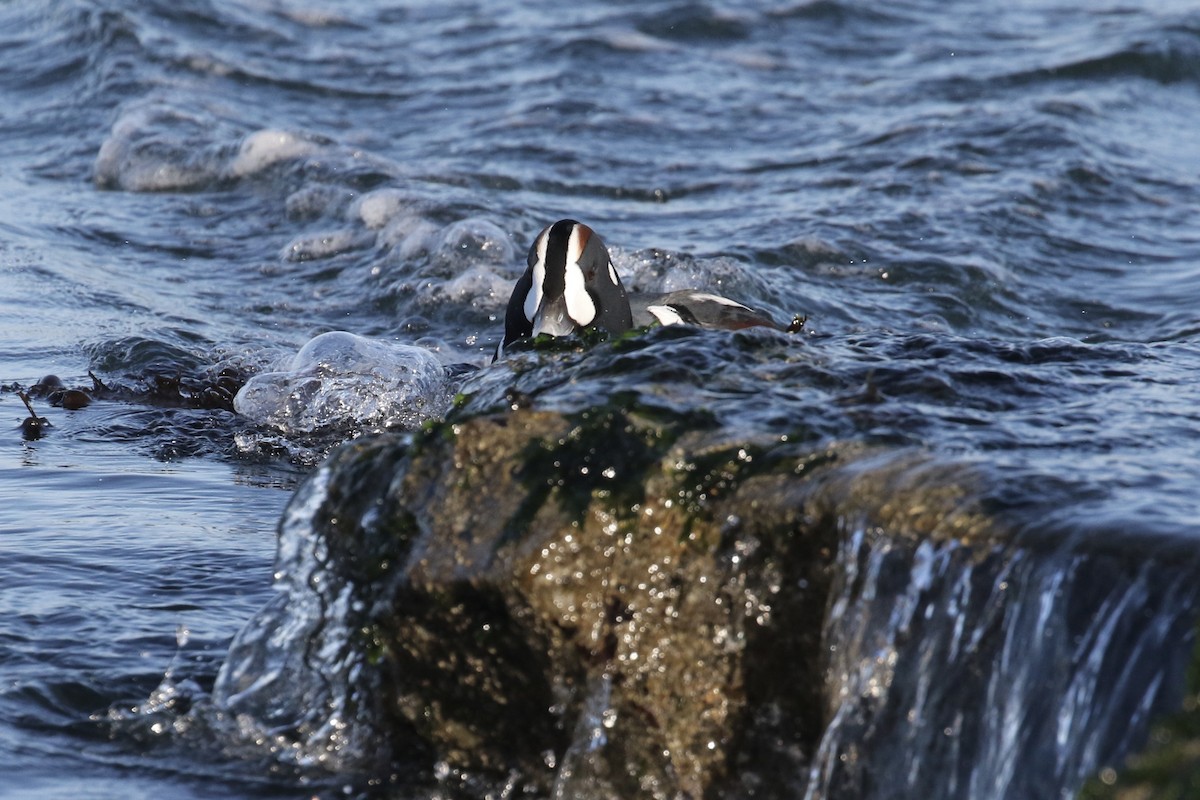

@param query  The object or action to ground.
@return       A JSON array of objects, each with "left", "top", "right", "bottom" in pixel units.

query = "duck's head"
[{"left": 496, "top": 219, "right": 632, "bottom": 360}]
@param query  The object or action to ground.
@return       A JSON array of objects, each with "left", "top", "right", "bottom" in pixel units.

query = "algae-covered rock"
[
  {"left": 210, "top": 330, "right": 1200, "bottom": 799},
  {"left": 229, "top": 394, "right": 999, "bottom": 798}
]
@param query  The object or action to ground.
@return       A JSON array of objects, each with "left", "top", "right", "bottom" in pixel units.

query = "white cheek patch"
[
  {"left": 608, "top": 261, "right": 619, "bottom": 285},
  {"left": 524, "top": 231, "right": 550, "bottom": 322},
  {"left": 646, "top": 304, "right": 685, "bottom": 326},
  {"left": 563, "top": 261, "right": 596, "bottom": 325}
]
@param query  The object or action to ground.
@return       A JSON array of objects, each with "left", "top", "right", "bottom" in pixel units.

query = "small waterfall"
[{"left": 806, "top": 523, "right": 1200, "bottom": 800}]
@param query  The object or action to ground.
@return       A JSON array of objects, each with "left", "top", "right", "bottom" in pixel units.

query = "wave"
[{"left": 1018, "top": 34, "right": 1200, "bottom": 88}]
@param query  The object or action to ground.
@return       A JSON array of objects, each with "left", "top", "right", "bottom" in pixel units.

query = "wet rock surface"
[
  {"left": 208, "top": 331, "right": 1200, "bottom": 800},
  {"left": 251, "top": 392, "right": 1000, "bottom": 798}
]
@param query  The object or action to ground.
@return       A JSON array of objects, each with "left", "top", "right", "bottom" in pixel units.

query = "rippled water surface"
[{"left": 2, "top": 0, "right": 1199, "bottom": 797}]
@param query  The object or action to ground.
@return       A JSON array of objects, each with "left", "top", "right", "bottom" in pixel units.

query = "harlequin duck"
[
  {"left": 496, "top": 219, "right": 789, "bottom": 360},
  {"left": 496, "top": 219, "right": 632, "bottom": 360},
  {"left": 630, "top": 290, "right": 782, "bottom": 331}
]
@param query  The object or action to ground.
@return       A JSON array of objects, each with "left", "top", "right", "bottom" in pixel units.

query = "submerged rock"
[{"left": 215, "top": 395, "right": 998, "bottom": 797}]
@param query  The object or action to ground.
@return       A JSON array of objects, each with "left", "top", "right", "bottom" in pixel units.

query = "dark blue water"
[{"left": 2, "top": 1, "right": 1199, "bottom": 797}]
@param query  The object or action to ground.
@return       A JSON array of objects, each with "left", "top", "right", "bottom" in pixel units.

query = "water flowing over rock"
[{"left": 213, "top": 366, "right": 1200, "bottom": 798}]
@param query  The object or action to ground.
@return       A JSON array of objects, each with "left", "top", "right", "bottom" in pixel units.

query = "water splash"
[{"left": 233, "top": 331, "right": 455, "bottom": 439}]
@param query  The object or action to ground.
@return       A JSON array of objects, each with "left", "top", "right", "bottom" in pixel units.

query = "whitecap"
[
  {"left": 229, "top": 129, "right": 322, "bottom": 178},
  {"left": 354, "top": 187, "right": 416, "bottom": 229},
  {"left": 434, "top": 217, "right": 516, "bottom": 266},
  {"left": 279, "top": 228, "right": 373, "bottom": 261},
  {"left": 94, "top": 101, "right": 326, "bottom": 192},
  {"left": 93, "top": 103, "right": 230, "bottom": 192},
  {"left": 436, "top": 263, "right": 513, "bottom": 308}
]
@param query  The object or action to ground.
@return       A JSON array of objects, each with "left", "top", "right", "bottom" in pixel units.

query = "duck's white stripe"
[
  {"left": 563, "top": 224, "right": 596, "bottom": 326},
  {"left": 684, "top": 292, "right": 752, "bottom": 310},
  {"left": 524, "top": 229, "right": 550, "bottom": 322}
]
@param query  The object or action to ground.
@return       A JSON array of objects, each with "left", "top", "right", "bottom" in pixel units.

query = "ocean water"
[{"left": 2, "top": 1, "right": 1199, "bottom": 798}]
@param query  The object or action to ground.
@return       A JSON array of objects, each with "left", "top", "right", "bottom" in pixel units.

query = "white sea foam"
[
  {"left": 353, "top": 189, "right": 442, "bottom": 259},
  {"left": 434, "top": 218, "right": 515, "bottom": 266},
  {"left": 93, "top": 103, "right": 227, "bottom": 192},
  {"left": 355, "top": 188, "right": 414, "bottom": 229},
  {"left": 94, "top": 102, "right": 326, "bottom": 192},
  {"left": 279, "top": 228, "right": 373, "bottom": 261},
  {"left": 229, "top": 129, "right": 322, "bottom": 177},
  {"left": 438, "top": 264, "right": 513, "bottom": 308}
]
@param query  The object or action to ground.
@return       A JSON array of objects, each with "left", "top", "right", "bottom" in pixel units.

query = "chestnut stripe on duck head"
[{"left": 496, "top": 219, "right": 633, "bottom": 360}]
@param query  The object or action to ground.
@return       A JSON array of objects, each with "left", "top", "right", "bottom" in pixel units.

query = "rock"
[
  {"left": 229, "top": 394, "right": 1000, "bottom": 797},
  {"left": 211, "top": 329, "right": 1200, "bottom": 797}
]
